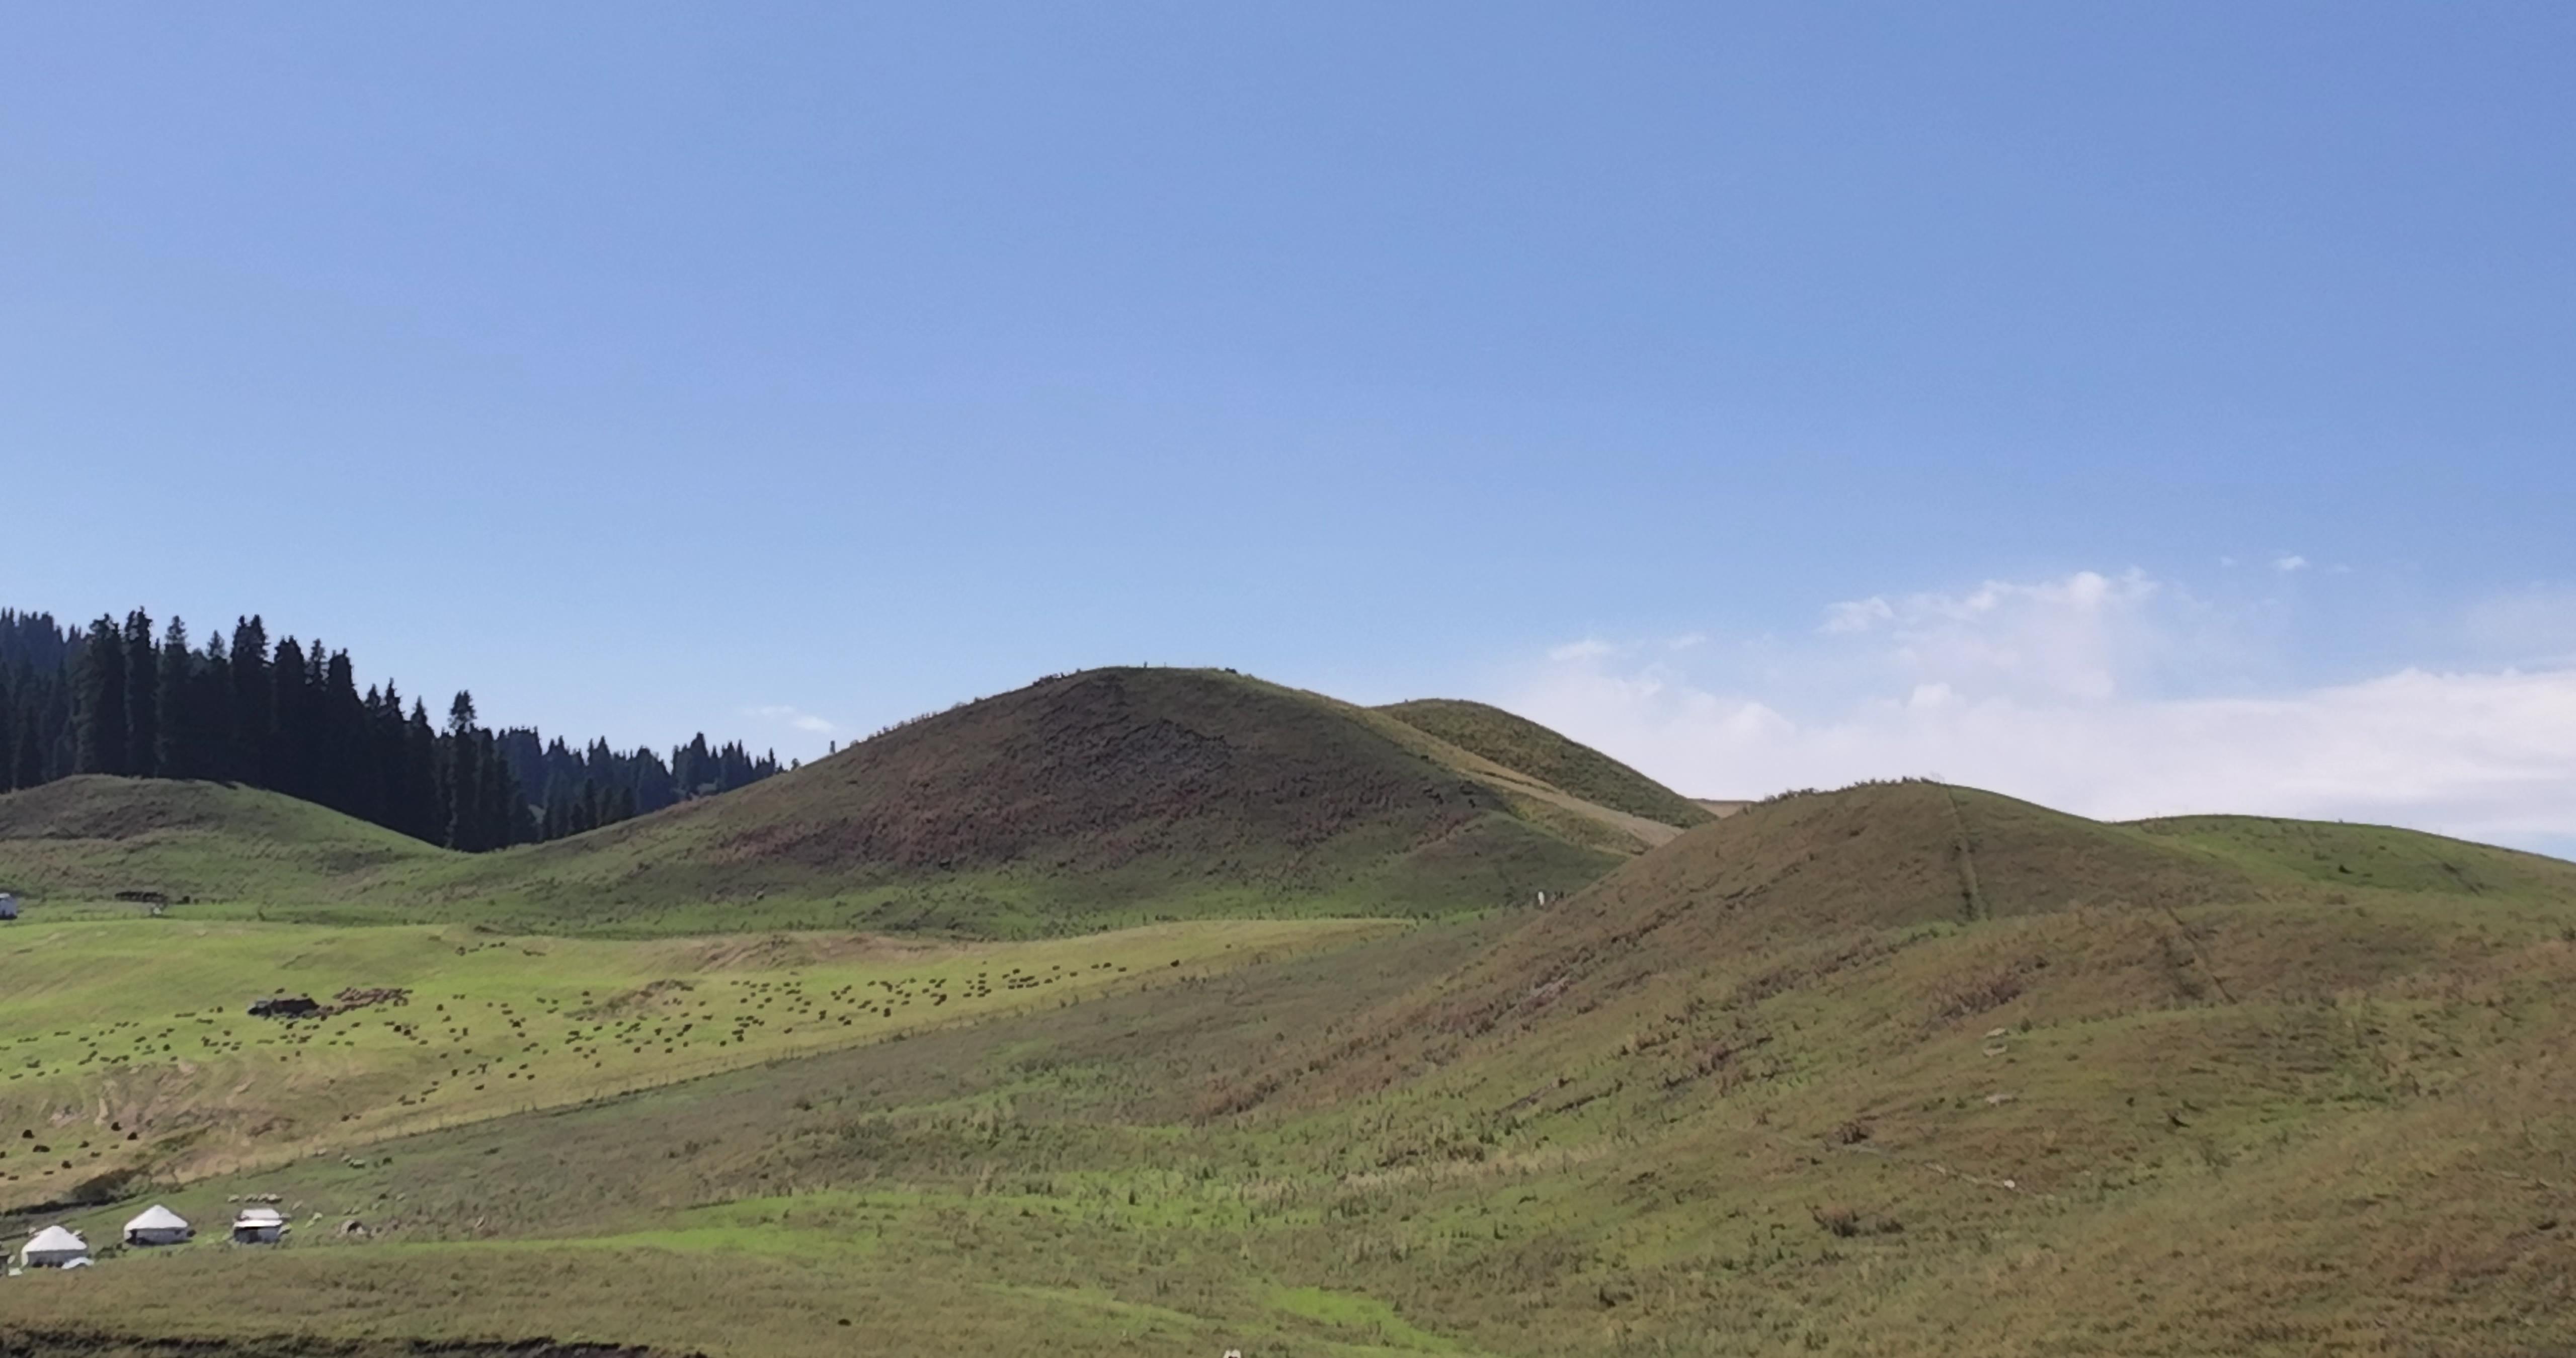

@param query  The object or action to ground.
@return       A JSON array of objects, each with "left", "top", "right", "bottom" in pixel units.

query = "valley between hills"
[{"left": 4, "top": 666, "right": 2573, "bottom": 1357}]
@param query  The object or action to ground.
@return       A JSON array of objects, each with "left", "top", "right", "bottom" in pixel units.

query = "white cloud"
[
  {"left": 1821, "top": 597, "right": 1895, "bottom": 634},
  {"left": 745, "top": 704, "right": 839, "bottom": 735},
  {"left": 1547, "top": 638, "right": 1618, "bottom": 663},
  {"left": 1502, "top": 571, "right": 2576, "bottom": 851},
  {"left": 2274, "top": 553, "right": 2310, "bottom": 572},
  {"left": 1818, "top": 569, "right": 2177, "bottom": 704}
]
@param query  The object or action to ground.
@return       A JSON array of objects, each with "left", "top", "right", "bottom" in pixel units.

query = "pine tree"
[
  {"left": 676, "top": 733, "right": 713, "bottom": 797},
  {"left": 73, "top": 617, "right": 128, "bottom": 775},
  {"left": 320, "top": 650, "right": 363, "bottom": 818},
  {"left": 479, "top": 732, "right": 520, "bottom": 848},
  {"left": 154, "top": 619, "right": 193, "bottom": 779},
  {"left": 17, "top": 682, "right": 52, "bottom": 789},
  {"left": 228, "top": 617, "right": 271, "bottom": 785},
  {"left": 122, "top": 610, "right": 158, "bottom": 778},
  {"left": 405, "top": 699, "right": 438, "bottom": 842},
  {"left": 444, "top": 692, "right": 482, "bottom": 852},
  {"left": 269, "top": 637, "right": 311, "bottom": 800},
  {"left": 197, "top": 633, "right": 232, "bottom": 783}
]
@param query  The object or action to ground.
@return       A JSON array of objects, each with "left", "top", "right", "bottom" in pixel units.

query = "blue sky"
[{"left": 5, "top": 4, "right": 2570, "bottom": 850}]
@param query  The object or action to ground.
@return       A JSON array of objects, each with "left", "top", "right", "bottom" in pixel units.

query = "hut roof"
[
  {"left": 126, "top": 1204, "right": 190, "bottom": 1232},
  {"left": 233, "top": 1207, "right": 286, "bottom": 1226},
  {"left": 24, "top": 1225, "right": 87, "bottom": 1254}
]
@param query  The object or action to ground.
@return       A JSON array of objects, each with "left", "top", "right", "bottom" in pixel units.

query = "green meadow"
[
  {"left": 4, "top": 718, "right": 2575, "bottom": 1356},
  {"left": 0, "top": 914, "right": 1396, "bottom": 1201}
]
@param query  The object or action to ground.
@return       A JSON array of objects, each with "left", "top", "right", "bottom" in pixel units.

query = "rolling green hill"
[
  {"left": 13, "top": 742, "right": 2576, "bottom": 1354},
  {"left": 425, "top": 667, "right": 1656, "bottom": 935},
  {"left": 1377, "top": 697, "right": 1713, "bottom": 829},
  {"left": 0, "top": 669, "right": 1675, "bottom": 937},
  {"left": 1235, "top": 782, "right": 2576, "bottom": 1107},
  {"left": 15, "top": 782, "right": 2576, "bottom": 1357},
  {"left": 0, "top": 776, "right": 454, "bottom": 909},
  {"left": 0, "top": 913, "right": 1391, "bottom": 1212}
]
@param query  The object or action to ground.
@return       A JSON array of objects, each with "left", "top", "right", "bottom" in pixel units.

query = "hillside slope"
[
  {"left": 1241, "top": 782, "right": 2576, "bottom": 1106},
  {"left": 23, "top": 796, "right": 2576, "bottom": 1357},
  {"left": 1376, "top": 698, "right": 1712, "bottom": 829},
  {"left": 10, "top": 781, "right": 2576, "bottom": 1355},
  {"left": 0, "top": 670, "right": 1691, "bottom": 936},
  {"left": 0, "top": 776, "right": 453, "bottom": 907},
  {"left": 1165, "top": 780, "right": 2576, "bottom": 1353},
  {"left": 427, "top": 667, "right": 1642, "bottom": 935}
]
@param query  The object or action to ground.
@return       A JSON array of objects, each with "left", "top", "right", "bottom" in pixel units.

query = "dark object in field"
[
  {"left": 248, "top": 995, "right": 322, "bottom": 1019},
  {"left": 113, "top": 889, "right": 171, "bottom": 905},
  {"left": 332, "top": 986, "right": 413, "bottom": 1013}
]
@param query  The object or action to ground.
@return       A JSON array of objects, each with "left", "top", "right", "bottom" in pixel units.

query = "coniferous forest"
[{"left": 0, "top": 609, "right": 779, "bottom": 852}]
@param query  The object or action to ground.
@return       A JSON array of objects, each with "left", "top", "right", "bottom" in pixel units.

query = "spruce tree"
[
  {"left": 228, "top": 617, "right": 270, "bottom": 785},
  {"left": 155, "top": 619, "right": 193, "bottom": 779},
  {"left": 17, "top": 686, "right": 51, "bottom": 789},
  {"left": 480, "top": 732, "right": 520, "bottom": 848},
  {"left": 73, "top": 617, "right": 128, "bottom": 775},
  {"left": 676, "top": 733, "right": 712, "bottom": 797},
  {"left": 197, "top": 633, "right": 232, "bottom": 784},
  {"left": 405, "top": 700, "right": 438, "bottom": 842},
  {"left": 320, "top": 650, "right": 362, "bottom": 817},
  {"left": 444, "top": 692, "right": 481, "bottom": 851},
  {"left": 123, "top": 610, "right": 158, "bottom": 778},
  {"left": 269, "top": 636, "right": 310, "bottom": 800}
]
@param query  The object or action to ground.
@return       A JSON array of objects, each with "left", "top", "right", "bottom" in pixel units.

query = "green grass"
[
  {"left": 0, "top": 914, "right": 1396, "bottom": 1206},
  {"left": 2133, "top": 810, "right": 2576, "bottom": 901},
  {"left": 1, "top": 669, "right": 1667, "bottom": 939},
  {"left": 9, "top": 780, "right": 2576, "bottom": 1357},
  {"left": 0, "top": 777, "right": 449, "bottom": 912},
  {"left": 1377, "top": 697, "right": 1713, "bottom": 830}
]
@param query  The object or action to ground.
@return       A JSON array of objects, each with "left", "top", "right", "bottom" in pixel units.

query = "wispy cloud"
[
  {"left": 1547, "top": 638, "right": 1618, "bottom": 663},
  {"left": 744, "top": 704, "right": 840, "bottom": 735},
  {"left": 2273, "top": 553, "right": 2310, "bottom": 572},
  {"left": 1502, "top": 570, "right": 2576, "bottom": 851}
]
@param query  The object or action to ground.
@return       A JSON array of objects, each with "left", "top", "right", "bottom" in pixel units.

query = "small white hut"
[
  {"left": 123, "top": 1204, "right": 193, "bottom": 1246},
  {"left": 21, "top": 1225, "right": 89, "bottom": 1267},
  {"left": 0, "top": 892, "right": 18, "bottom": 921},
  {"left": 231, "top": 1207, "right": 288, "bottom": 1244}
]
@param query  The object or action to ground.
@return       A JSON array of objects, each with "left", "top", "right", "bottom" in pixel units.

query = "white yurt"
[
  {"left": 21, "top": 1225, "right": 89, "bottom": 1267},
  {"left": 123, "top": 1204, "right": 193, "bottom": 1246},
  {"left": 231, "top": 1207, "right": 288, "bottom": 1243}
]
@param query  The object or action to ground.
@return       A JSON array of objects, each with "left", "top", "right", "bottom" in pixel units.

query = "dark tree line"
[
  {"left": 0, "top": 609, "right": 781, "bottom": 851},
  {"left": 493, "top": 730, "right": 778, "bottom": 842}
]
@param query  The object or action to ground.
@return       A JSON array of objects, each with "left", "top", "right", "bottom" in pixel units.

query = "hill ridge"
[
  {"left": 2, "top": 667, "right": 1675, "bottom": 936},
  {"left": 1375, "top": 697, "right": 1712, "bottom": 829}
]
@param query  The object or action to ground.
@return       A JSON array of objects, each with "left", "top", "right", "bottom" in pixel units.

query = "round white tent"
[
  {"left": 231, "top": 1206, "right": 288, "bottom": 1243},
  {"left": 124, "top": 1204, "right": 193, "bottom": 1246},
  {"left": 21, "top": 1224, "right": 89, "bottom": 1267}
]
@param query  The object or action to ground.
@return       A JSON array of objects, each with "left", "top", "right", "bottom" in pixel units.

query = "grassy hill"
[
  {"left": 1230, "top": 782, "right": 2576, "bottom": 1106},
  {"left": 1376, "top": 698, "right": 1712, "bottom": 829},
  {"left": 13, "top": 769, "right": 2576, "bottom": 1353},
  {"left": 0, "top": 913, "right": 1395, "bottom": 1213},
  {"left": 0, "top": 777, "right": 453, "bottom": 910},
  {"left": 0, "top": 669, "right": 1670, "bottom": 938},
  {"left": 425, "top": 668, "right": 1650, "bottom": 936},
  {"left": 14, "top": 783, "right": 2576, "bottom": 1356}
]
